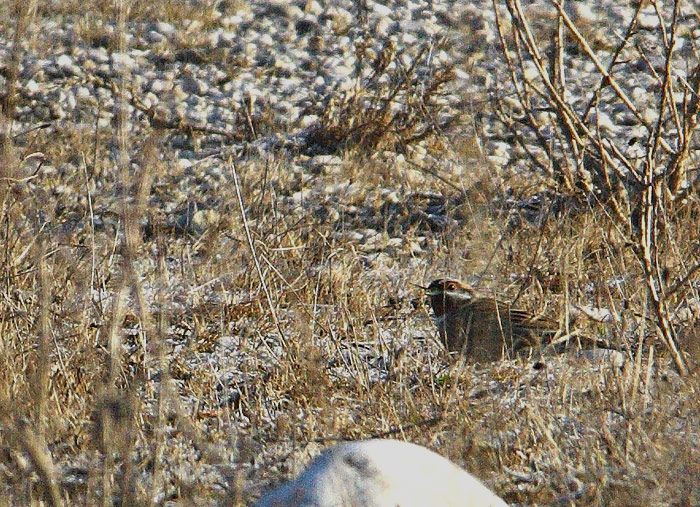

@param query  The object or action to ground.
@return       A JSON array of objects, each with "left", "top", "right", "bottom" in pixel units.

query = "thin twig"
[
  {"left": 229, "top": 160, "right": 289, "bottom": 356},
  {"left": 580, "top": 1, "right": 644, "bottom": 122},
  {"left": 667, "top": 260, "right": 700, "bottom": 297},
  {"left": 550, "top": 0, "right": 673, "bottom": 155}
]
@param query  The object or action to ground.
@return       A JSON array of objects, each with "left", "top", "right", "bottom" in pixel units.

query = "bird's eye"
[{"left": 446, "top": 281, "right": 456, "bottom": 290}]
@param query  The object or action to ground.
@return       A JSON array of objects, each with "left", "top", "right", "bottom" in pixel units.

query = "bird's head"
[{"left": 422, "top": 279, "right": 474, "bottom": 317}]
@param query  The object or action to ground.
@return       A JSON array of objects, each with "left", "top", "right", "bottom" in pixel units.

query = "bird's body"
[{"left": 425, "top": 278, "right": 558, "bottom": 362}]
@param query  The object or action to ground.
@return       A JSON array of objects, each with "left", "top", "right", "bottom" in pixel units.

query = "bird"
[
  {"left": 255, "top": 439, "right": 507, "bottom": 507},
  {"left": 423, "top": 278, "right": 559, "bottom": 362}
]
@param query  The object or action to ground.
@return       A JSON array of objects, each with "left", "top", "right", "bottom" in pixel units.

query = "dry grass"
[{"left": 2, "top": 0, "right": 700, "bottom": 505}]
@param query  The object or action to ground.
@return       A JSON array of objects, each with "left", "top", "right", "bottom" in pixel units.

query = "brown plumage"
[{"left": 424, "top": 278, "right": 559, "bottom": 362}]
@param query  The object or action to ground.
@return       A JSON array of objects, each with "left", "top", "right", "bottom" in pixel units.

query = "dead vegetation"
[
  {"left": 1, "top": 0, "right": 699, "bottom": 506},
  {"left": 303, "top": 38, "right": 457, "bottom": 155}
]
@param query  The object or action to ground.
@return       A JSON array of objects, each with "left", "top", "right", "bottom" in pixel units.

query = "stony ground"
[{"left": 1, "top": 0, "right": 700, "bottom": 505}]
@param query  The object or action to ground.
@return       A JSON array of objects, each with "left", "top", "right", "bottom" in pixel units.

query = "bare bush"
[
  {"left": 304, "top": 38, "right": 457, "bottom": 155},
  {"left": 493, "top": 0, "right": 700, "bottom": 375}
]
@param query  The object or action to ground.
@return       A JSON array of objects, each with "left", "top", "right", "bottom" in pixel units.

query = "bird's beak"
[{"left": 412, "top": 282, "right": 444, "bottom": 297}]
